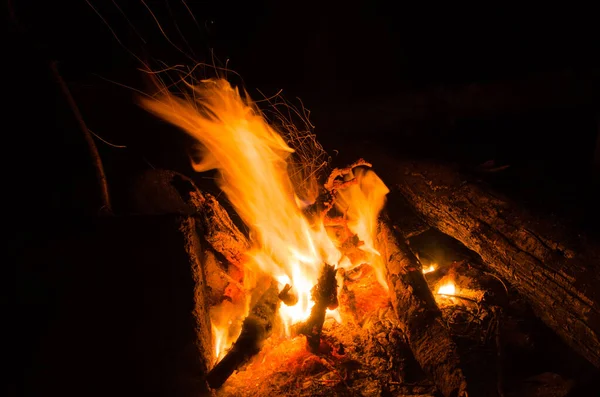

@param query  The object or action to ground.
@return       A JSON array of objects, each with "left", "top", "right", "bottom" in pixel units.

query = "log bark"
[
  {"left": 130, "top": 169, "right": 250, "bottom": 268},
  {"left": 192, "top": 192, "right": 249, "bottom": 269},
  {"left": 390, "top": 160, "right": 600, "bottom": 369},
  {"left": 130, "top": 169, "right": 249, "bottom": 302},
  {"left": 377, "top": 219, "right": 469, "bottom": 397}
]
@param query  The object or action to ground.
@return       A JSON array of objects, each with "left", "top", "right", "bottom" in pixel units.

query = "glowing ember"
[
  {"left": 437, "top": 281, "right": 456, "bottom": 296},
  {"left": 141, "top": 79, "right": 389, "bottom": 360},
  {"left": 422, "top": 264, "right": 436, "bottom": 274}
]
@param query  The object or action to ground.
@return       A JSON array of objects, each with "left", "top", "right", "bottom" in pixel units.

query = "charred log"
[
  {"left": 391, "top": 160, "right": 600, "bottom": 369},
  {"left": 192, "top": 193, "right": 250, "bottom": 270},
  {"left": 205, "top": 280, "right": 279, "bottom": 390},
  {"left": 361, "top": 305, "right": 437, "bottom": 393},
  {"left": 386, "top": 190, "right": 432, "bottom": 239},
  {"left": 296, "top": 264, "right": 338, "bottom": 352},
  {"left": 303, "top": 159, "right": 374, "bottom": 220},
  {"left": 130, "top": 169, "right": 250, "bottom": 268},
  {"left": 377, "top": 220, "right": 469, "bottom": 397},
  {"left": 130, "top": 169, "right": 248, "bottom": 302},
  {"left": 278, "top": 283, "right": 299, "bottom": 306}
]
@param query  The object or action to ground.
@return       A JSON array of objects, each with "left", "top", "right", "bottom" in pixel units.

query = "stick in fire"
[
  {"left": 205, "top": 280, "right": 280, "bottom": 390},
  {"left": 295, "top": 263, "right": 338, "bottom": 352}
]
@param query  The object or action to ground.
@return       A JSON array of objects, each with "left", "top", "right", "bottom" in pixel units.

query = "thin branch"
[
  {"left": 88, "top": 129, "right": 127, "bottom": 148},
  {"left": 50, "top": 61, "right": 112, "bottom": 215}
]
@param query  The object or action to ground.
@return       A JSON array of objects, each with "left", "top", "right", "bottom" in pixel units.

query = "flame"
[
  {"left": 208, "top": 300, "right": 248, "bottom": 362},
  {"left": 437, "top": 281, "right": 456, "bottom": 295},
  {"left": 422, "top": 264, "right": 436, "bottom": 274},
  {"left": 211, "top": 323, "right": 227, "bottom": 363},
  {"left": 141, "top": 79, "right": 387, "bottom": 359},
  {"left": 334, "top": 168, "right": 390, "bottom": 289}
]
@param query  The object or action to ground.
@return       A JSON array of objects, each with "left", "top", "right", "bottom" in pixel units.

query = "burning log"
[
  {"left": 130, "top": 169, "right": 250, "bottom": 269},
  {"left": 296, "top": 264, "right": 338, "bottom": 352},
  {"left": 205, "top": 280, "right": 280, "bottom": 390},
  {"left": 324, "top": 158, "right": 373, "bottom": 192},
  {"left": 377, "top": 219, "right": 469, "bottom": 397},
  {"left": 278, "top": 283, "right": 299, "bottom": 306},
  {"left": 302, "top": 158, "right": 374, "bottom": 221},
  {"left": 130, "top": 169, "right": 249, "bottom": 303},
  {"left": 192, "top": 193, "right": 249, "bottom": 270},
  {"left": 390, "top": 160, "right": 600, "bottom": 369}
]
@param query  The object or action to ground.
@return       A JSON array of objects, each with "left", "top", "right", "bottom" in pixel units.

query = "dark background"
[
  {"left": 7, "top": 1, "right": 600, "bottom": 395},
  {"left": 7, "top": 1, "right": 599, "bottom": 220},
  {"left": 7, "top": 0, "right": 600, "bottom": 220}
]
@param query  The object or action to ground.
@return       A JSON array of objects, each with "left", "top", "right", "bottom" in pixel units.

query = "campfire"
[
  {"left": 10, "top": 1, "right": 600, "bottom": 396},
  {"left": 127, "top": 77, "right": 600, "bottom": 396},
  {"left": 140, "top": 79, "right": 401, "bottom": 391}
]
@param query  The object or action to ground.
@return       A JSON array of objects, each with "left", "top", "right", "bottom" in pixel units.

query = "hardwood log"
[
  {"left": 377, "top": 219, "right": 469, "bottom": 397},
  {"left": 388, "top": 159, "right": 600, "bottom": 369}
]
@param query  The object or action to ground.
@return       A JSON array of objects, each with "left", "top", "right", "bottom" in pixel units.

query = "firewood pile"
[
  {"left": 54, "top": 67, "right": 596, "bottom": 395},
  {"left": 137, "top": 153, "right": 600, "bottom": 396}
]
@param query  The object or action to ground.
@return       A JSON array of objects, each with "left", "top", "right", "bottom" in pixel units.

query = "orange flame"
[
  {"left": 141, "top": 79, "right": 388, "bottom": 359},
  {"left": 334, "top": 168, "right": 390, "bottom": 289},
  {"left": 437, "top": 281, "right": 456, "bottom": 295},
  {"left": 422, "top": 264, "right": 436, "bottom": 274}
]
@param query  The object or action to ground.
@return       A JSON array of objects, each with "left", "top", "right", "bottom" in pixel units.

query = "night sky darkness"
[
  {"left": 7, "top": 1, "right": 599, "bottom": 395},
  {"left": 8, "top": 1, "right": 598, "bottom": 217}
]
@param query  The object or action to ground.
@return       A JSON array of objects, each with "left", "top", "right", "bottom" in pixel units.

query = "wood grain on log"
[
  {"left": 377, "top": 220, "right": 469, "bottom": 397},
  {"left": 191, "top": 192, "right": 249, "bottom": 269},
  {"left": 390, "top": 160, "right": 600, "bottom": 368}
]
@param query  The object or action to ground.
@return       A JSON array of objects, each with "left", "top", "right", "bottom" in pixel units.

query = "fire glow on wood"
[
  {"left": 130, "top": 69, "right": 600, "bottom": 396},
  {"left": 17, "top": 2, "right": 600, "bottom": 394},
  {"left": 141, "top": 79, "right": 390, "bottom": 364}
]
